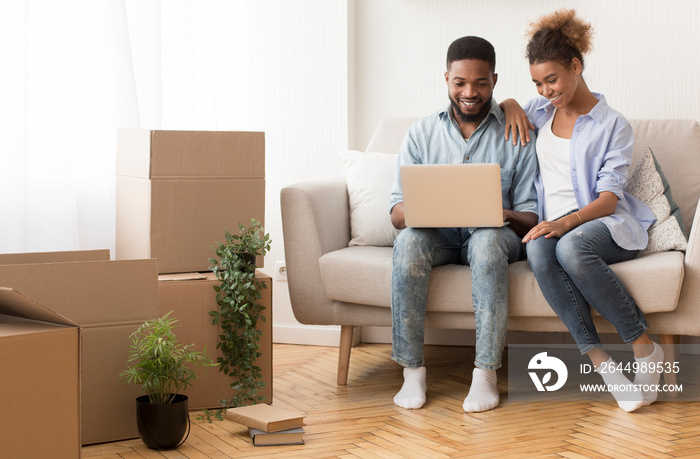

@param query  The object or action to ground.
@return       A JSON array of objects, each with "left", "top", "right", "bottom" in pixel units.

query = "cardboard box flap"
[
  {"left": 116, "top": 129, "right": 265, "bottom": 179},
  {"left": 158, "top": 272, "right": 210, "bottom": 282},
  {"left": 0, "top": 249, "right": 110, "bottom": 265},
  {"left": 0, "top": 258, "right": 159, "bottom": 324},
  {"left": 0, "top": 287, "right": 77, "bottom": 327}
]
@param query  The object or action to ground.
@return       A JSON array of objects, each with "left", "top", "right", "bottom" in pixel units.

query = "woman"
[{"left": 505, "top": 9, "right": 663, "bottom": 412}]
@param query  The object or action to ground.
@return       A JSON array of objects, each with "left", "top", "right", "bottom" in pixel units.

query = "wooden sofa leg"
[
  {"left": 658, "top": 334, "right": 680, "bottom": 396},
  {"left": 337, "top": 325, "right": 354, "bottom": 385}
]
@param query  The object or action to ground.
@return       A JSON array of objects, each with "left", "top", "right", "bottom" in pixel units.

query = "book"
[
  {"left": 226, "top": 404, "right": 305, "bottom": 433},
  {"left": 249, "top": 427, "right": 305, "bottom": 446}
]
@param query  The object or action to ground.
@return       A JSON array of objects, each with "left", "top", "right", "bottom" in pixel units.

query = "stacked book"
[{"left": 226, "top": 404, "right": 306, "bottom": 446}]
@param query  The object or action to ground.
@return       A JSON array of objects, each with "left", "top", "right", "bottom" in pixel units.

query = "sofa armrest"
[
  {"left": 685, "top": 201, "right": 700, "bottom": 266},
  {"left": 680, "top": 198, "right": 700, "bottom": 302},
  {"left": 661, "top": 197, "right": 700, "bottom": 335},
  {"left": 280, "top": 177, "right": 350, "bottom": 325}
]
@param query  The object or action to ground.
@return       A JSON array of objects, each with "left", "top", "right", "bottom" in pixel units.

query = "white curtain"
[
  {"left": 0, "top": 1, "right": 241, "bottom": 255},
  {"left": 0, "top": 1, "right": 146, "bottom": 254}
]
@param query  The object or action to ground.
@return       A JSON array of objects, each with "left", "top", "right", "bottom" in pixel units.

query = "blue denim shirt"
[
  {"left": 524, "top": 93, "right": 656, "bottom": 250},
  {"left": 390, "top": 100, "right": 539, "bottom": 223}
]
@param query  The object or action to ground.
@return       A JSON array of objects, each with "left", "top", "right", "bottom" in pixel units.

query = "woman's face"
[{"left": 529, "top": 59, "right": 581, "bottom": 109}]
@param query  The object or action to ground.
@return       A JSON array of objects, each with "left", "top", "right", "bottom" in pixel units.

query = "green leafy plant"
[
  {"left": 201, "top": 218, "right": 272, "bottom": 421},
  {"left": 120, "top": 311, "right": 215, "bottom": 405}
]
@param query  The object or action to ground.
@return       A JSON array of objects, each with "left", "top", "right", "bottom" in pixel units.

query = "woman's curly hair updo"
[{"left": 526, "top": 9, "right": 594, "bottom": 70}]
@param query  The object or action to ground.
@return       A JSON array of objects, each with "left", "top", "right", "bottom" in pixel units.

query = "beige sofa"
[{"left": 281, "top": 118, "right": 700, "bottom": 385}]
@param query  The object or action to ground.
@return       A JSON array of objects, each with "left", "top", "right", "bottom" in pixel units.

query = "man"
[{"left": 390, "top": 36, "right": 538, "bottom": 413}]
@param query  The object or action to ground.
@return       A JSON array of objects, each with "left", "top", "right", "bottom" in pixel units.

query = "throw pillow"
[
  {"left": 339, "top": 150, "right": 401, "bottom": 247},
  {"left": 626, "top": 147, "right": 688, "bottom": 256}
]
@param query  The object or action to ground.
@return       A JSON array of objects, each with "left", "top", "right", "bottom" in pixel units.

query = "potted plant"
[
  {"left": 201, "top": 218, "right": 272, "bottom": 422},
  {"left": 120, "top": 311, "right": 215, "bottom": 450}
]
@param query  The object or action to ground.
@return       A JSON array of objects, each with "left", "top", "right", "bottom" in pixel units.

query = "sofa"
[{"left": 281, "top": 118, "right": 700, "bottom": 385}]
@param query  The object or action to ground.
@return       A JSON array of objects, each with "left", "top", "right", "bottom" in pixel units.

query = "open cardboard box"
[
  {"left": 158, "top": 270, "right": 273, "bottom": 409},
  {"left": 116, "top": 129, "right": 266, "bottom": 274},
  {"left": 0, "top": 287, "right": 81, "bottom": 458},
  {"left": 0, "top": 250, "right": 159, "bottom": 445}
]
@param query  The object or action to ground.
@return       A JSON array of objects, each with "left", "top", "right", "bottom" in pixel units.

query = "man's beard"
[{"left": 450, "top": 96, "right": 492, "bottom": 123}]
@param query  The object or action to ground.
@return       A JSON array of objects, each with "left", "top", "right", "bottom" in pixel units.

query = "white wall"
[{"left": 353, "top": 0, "right": 700, "bottom": 150}]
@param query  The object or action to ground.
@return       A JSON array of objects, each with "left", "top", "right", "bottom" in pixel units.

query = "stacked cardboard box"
[
  {"left": 115, "top": 129, "right": 266, "bottom": 274},
  {"left": 0, "top": 250, "right": 159, "bottom": 445},
  {"left": 0, "top": 288, "right": 81, "bottom": 458},
  {"left": 158, "top": 271, "right": 273, "bottom": 409},
  {"left": 117, "top": 130, "right": 272, "bottom": 409}
]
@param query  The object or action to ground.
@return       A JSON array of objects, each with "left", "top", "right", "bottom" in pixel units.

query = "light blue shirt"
[
  {"left": 390, "top": 100, "right": 539, "bottom": 222},
  {"left": 524, "top": 93, "right": 656, "bottom": 250}
]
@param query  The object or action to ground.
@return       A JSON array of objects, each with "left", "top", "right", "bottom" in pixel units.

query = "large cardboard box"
[
  {"left": 116, "top": 129, "right": 266, "bottom": 274},
  {"left": 157, "top": 271, "right": 273, "bottom": 409},
  {"left": 0, "top": 251, "right": 159, "bottom": 444},
  {"left": 0, "top": 288, "right": 81, "bottom": 459}
]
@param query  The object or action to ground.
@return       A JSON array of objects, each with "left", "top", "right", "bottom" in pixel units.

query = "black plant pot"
[
  {"left": 136, "top": 394, "right": 190, "bottom": 450},
  {"left": 241, "top": 252, "right": 256, "bottom": 270}
]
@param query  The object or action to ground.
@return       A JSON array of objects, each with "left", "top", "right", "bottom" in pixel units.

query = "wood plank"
[{"left": 78, "top": 343, "right": 700, "bottom": 458}]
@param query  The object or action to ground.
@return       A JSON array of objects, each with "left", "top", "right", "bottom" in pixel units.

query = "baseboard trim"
[{"left": 273, "top": 324, "right": 362, "bottom": 347}]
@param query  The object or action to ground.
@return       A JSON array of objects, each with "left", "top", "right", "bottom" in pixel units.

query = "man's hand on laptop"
[
  {"left": 391, "top": 202, "right": 407, "bottom": 230},
  {"left": 503, "top": 209, "right": 538, "bottom": 238}
]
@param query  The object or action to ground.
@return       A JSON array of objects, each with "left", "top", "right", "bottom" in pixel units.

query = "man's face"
[{"left": 445, "top": 59, "right": 497, "bottom": 123}]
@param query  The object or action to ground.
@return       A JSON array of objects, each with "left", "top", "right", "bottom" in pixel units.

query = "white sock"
[
  {"left": 633, "top": 342, "right": 664, "bottom": 406},
  {"left": 463, "top": 368, "right": 499, "bottom": 413},
  {"left": 596, "top": 358, "right": 643, "bottom": 412},
  {"left": 394, "top": 366, "right": 427, "bottom": 409}
]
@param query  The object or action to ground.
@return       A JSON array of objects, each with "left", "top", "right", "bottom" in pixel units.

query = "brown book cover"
[
  {"left": 226, "top": 404, "right": 305, "bottom": 433},
  {"left": 249, "top": 427, "right": 304, "bottom": 446}
]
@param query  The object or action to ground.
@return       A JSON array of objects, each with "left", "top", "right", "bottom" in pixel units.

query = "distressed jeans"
[
  {"left": 526, "top": 219, "right": 649, "bottom": 354},
  {"left": 391, "top": 226, "right": 525, "bottom": 370}
]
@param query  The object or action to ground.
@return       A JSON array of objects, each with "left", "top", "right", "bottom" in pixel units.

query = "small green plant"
[
  {"left": 201, "top": 218, "right": 272, "bottom": 422},
  {"left": 120, "top": 311, "right": 215, "bottom": 405}
]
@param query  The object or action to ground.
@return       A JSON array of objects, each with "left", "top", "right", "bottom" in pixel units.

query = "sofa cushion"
[
  {"left": 626, "top": 147, "right": 688, "bottom": 256},
  {"left": 319, "top": 246, "right": 394, "bottom": 307},
  {"left": 629, "top": 120, "right": 700, "bottom": 234},
  {"left": 339, "top": 150, "right": 401, "bottom": 247},
  {"left": 319, "top": 247, "right": 684, "bottom": 316}
]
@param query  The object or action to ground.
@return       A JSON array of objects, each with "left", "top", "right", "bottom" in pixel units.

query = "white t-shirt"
[{"left": 536, "top": 113, "right": 578, "bottom": 221}]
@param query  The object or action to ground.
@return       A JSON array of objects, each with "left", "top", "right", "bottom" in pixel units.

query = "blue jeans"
[
  {"left": 526, "top": 220, "right": 649, "bottom": 354},
  {"left": 391, "top": 226, "right": 525, "bottom": 370}
]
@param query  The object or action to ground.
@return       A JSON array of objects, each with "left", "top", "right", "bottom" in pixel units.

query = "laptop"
[{"left": 400, "top": 163, "right": 504, "bottom": 228}]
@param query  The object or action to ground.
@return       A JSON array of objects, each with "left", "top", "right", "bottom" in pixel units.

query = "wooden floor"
[{"left": 83, "top": 343, "right": 700, "bottom": 458}]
